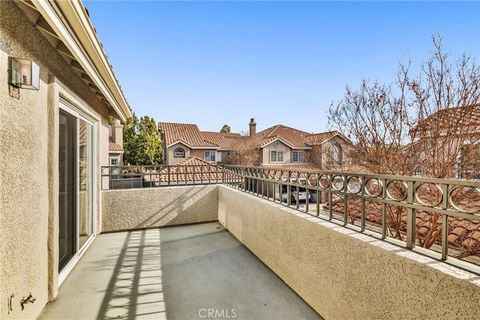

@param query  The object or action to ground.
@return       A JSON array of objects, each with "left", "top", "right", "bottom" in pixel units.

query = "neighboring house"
[
  {"left": 158, "top": 122, "right": 242, "bottom": 165},
  {"left": 159, "top": 118, "right": 354, "bottom": 170},
  {"left": 109, "top": 119, "right": 124, "bottom": 166},
  {"left": 410, "top": 104, "right": 480, "bottom": 178},
  {"left": 0, "top": 1, "right": 132, "bottom": 319}
]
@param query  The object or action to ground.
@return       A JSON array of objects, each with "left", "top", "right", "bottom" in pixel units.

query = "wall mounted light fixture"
[{"left": 8, "top": 57, "right": 40, "bottom": 90}]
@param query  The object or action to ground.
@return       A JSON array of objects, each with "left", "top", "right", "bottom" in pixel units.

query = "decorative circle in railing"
[
  {"left": 332, "top": 175, "right": 345, "bottom": 191},
  {"left": 298, "top": 172, "right": 307, "bottom": 185},
  {"left": 280, "top": 170, "right": 288, "bottom": 182},
  {"left": 319, "top": 174, "right": 330, "bottom": 189},
  {"left": 449, "top": 186, "right": 480, "bottom": 214},
  {"left": 346, "top": 176, "right": 362, "bottom": 194},
  {"left": 307, "top": 173, "right": 318, "bottom": 187},
  {"left": 415, "top": 183, "right": 443, "bottom": 207},
  {"left": 291, "top": 171, "right": 299, "bottom": 184},
  {"left": 365, "top": 178, "right": 383, "bottom": 197},
  {"left": 386, "top": 180, "right": 408, "bottom": 201}
]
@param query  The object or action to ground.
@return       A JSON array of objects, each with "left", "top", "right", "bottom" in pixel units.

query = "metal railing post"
[{"left": 406, "top": 180, "right": 416, "bottom": 249}]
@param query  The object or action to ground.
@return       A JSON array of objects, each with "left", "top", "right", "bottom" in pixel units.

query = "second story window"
[
  {"left": 270, "top": 150, "right": 284, "bottom": 162},
  {"left": 174, "top": 147, "right": 185, "bottom": 158},
  {"left": 110, "top": 158, "right": 119, "bottom": 166},
  {"left": 330, "top": 144, "right": 342, "bottom": 164},
  {"left": 205, "top": 150, "right": 216, "bottom": 162},
  {"left": 292, "top": 150, "right": 304, "bottom": 163}
]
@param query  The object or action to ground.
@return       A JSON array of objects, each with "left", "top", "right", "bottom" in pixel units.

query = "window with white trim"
[
  {"left": 270, "top": 150, "right": 284, "bottom": 162},
  {"left": 110, "top": 158, "right": 119, "bottom": 166},
  {"left": 205, "top": 150, "right": 216, "bottom": 161},
  {"left": 174, "top": 147, "right": 185, "bottom": 158},
  {"left": 292, "top": 150, "right": 304, "bottom": 163}
]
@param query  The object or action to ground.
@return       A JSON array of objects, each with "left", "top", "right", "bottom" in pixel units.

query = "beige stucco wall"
[
  {"left": 218, "top": 185, "right": 480, "bottom": 320},
  {"left": 102, "top": 185, "right": 218, "bottom": 232},
  {"left": 0, "top": 1, "right": 111, "bottom": 319},
  {"left": 262, "top": 140, "right": 292, "bottom": 163},
  {"left": 321, "top": 136, "right": 353, "bottom": 169},
  {"left": 166, "top": 143, "right": 191, "bottom": 165}
]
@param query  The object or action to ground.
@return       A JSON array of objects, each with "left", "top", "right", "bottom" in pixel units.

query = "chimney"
[
  {"left": 113, "top": 118, "right": 123, "bottom": 148},
  {"left": 249, "top": 118, "right": 256, "bottom": 137}
]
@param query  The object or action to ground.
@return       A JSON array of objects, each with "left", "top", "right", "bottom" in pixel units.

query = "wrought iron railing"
[
  {"left": 101, "top": 165, "right": 224, "bottom": 190},
  {"left": 101, "top": 164, "right": 480, "bottom": 269},
  {"left": 222, "top": 165, "right": 480, "bottom": 270}
]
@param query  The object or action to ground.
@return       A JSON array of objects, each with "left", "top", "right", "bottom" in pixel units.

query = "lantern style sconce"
[{"left": 8, "top": 57, "right": 40, "bottom": 90}]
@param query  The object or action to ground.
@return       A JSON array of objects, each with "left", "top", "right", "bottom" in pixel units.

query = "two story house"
[
  {"left": 159, "top": 118, "right": 354, "bottom": 170},
  {"left": 158, "top": 122, "right": 242, "bottom": 165}
]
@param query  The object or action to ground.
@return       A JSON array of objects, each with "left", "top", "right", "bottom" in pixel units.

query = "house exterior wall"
[
  {"left": 319, "top": 136, "right": 353, "bottom": 170},
  {"left": 166, "top": 143, "right": 191, "bottom": 165},
  {"left": 218, "top": 186, "right": 480, "bottom": 320},
  {"left": 190, "top": 149, "right": 217, "bottom": 163},
  {"left": 261, "top": 141, "right": 292, "bottom": 164},
  {"left": 0, "top": 2, "right": 110, "bottom": 319}
]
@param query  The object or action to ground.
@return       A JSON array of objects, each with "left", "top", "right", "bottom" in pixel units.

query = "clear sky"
[{"left": 85, "top": 1, "right": 480, "bottom": 133}]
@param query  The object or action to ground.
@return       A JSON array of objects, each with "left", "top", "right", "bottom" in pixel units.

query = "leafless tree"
[
  {"left": 328, "top": 35, "right": 480, "bottom": 254},
  {"left": 225, "top": 138, "right": 260, "bottom": 165}
]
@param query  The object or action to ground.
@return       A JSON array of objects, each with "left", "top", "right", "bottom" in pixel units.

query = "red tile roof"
[
  {"left": 259, "top": 162, "right": 320, "bottom": 171},
  {"left": 108, "top": 126, "right": 123, "bottom": 152},
  {"left": 157, "top": 157, "right": 223, "bottom": 182},
  {"left": 305, "top": 131, "right": 342, "bottom": 145},
  {"left": 201, "top": 131, "right": 245, "bottom": 150},
  {"left": 159, "top": 122, "right": 351, "bottom": 152},
  {"left": 158, "top": 122, "right": 218, "bottom": 148},
  {"left": 109, "top": 142, "right": 123, "bottom": 152},
  {"left": 254, "top": 125, "right": 312, "bottom": 149},
  {"left": 413, "top": 104, "right": 480, "bottom": 133}
]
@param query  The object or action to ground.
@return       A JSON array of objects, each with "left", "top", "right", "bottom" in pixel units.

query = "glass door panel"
[
  {"left": 59, "top": 109, "right": 77, "bottom": 270},
  {"left": 79, "top": 119, "right": 93, "bottom": 248}
]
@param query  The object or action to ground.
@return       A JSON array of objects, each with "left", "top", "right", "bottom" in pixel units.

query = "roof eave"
[{"left": 34, "top": 0, "right": 132, "bottom": 122}]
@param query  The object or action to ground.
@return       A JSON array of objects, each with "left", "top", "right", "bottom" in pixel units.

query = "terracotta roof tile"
[
  {"left": 158, "top": 122, "right": 217, "bottom": 148},
  {"left": 254, "top": 125, "right": 312, "bottom": 149},
  {"left": 414, "top": 104, "right": 480, "bottom": 133},
  {"left": 259, "top": 162, "right": 321, "bottom": 171},
  {"left": 201, "top": 131, "right": 245, "bottom": 150},
  {"left": 109, "top": 142, "right": 123, "bottom": 152},
  {"left": 157, "top": 157, "right": 223, "bottom": 182}
]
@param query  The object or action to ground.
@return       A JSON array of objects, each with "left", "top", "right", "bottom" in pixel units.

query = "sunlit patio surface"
[{"left": 39, "top": 222, "right": 322, "bottom": 320}]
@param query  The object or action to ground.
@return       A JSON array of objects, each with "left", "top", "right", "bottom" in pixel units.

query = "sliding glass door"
[
  {"left": 58, "top": 102, "right": 95, "bottom": 272},
  {"left": 59, "top": 109, "right": 77, "bottom": 270}
]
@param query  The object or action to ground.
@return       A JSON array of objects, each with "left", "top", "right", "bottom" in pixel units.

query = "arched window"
[
  {"left": 174, "top": 147, "right": 185, "bottom": 158},
  {"left": 330, "top": 144, "right": 342, "bottom": 164}
]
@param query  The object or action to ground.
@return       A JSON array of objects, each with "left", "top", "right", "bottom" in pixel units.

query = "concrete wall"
[
  {"left": 218, "top": 186, "right": 480, "bottom": 320},
  {"left": 102, "top": 185, "right": 218, "bottom": 232},
  {"left": 0, "top": 1, "right": 110, "bottom": 319}
]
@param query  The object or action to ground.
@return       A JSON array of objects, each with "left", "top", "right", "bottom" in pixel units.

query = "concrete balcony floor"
[{"left": 39, "top": 222, "right": 322, "bottom": 320}]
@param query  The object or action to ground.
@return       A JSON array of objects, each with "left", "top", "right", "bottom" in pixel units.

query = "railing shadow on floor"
[{"left": 96, "top": 229, "right": 167, "bottom": 320}]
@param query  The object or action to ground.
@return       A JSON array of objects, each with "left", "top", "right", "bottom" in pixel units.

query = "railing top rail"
[{"left": 223, "top": 165, "right": 480, "bottom": 187}]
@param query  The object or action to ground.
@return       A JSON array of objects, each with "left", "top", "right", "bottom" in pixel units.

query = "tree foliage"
[
  {"left": 123, "top": 115, "right": 163, "bottom": 165},
  {"left": 220, "top": 124, "right": 231, "bottom": 133}
]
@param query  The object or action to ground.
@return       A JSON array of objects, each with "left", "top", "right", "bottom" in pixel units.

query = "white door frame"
[{"left": 58, "top": 99, "right": 97, "bottom": 286}]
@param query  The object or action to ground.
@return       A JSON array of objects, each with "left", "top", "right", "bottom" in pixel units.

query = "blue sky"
[{"left": 85, "top": 1, "right": 480, "bottom": 133}]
